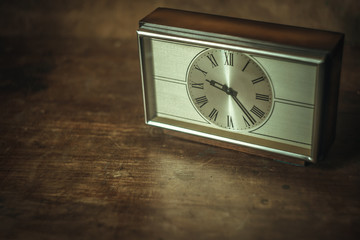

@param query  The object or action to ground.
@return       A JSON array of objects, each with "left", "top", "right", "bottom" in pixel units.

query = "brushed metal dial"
[{"left": 187, "top": 49, "right": 273, "bottom": 130}]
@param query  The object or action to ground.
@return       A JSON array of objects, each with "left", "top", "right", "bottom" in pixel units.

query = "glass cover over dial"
[{"left": 187, "top": 49, "right": 273, "bottom": 131}]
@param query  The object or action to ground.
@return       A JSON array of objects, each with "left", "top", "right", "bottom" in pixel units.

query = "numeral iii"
[{"left": 256, "top": 93, "right": 270, "bottom": 101}]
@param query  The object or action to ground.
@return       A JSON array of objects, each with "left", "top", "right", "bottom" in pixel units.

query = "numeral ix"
[{"left": 191, "top": 83, "right": 204, "bottom": 89}]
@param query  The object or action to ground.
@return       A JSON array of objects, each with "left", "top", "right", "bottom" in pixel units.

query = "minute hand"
[{"left": 231, "top": 94, "right": 256, "bottom": 125}]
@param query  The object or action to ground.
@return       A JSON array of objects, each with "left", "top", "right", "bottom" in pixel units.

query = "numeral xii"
[
  {"left": 224, "top": 52, "right": 233, "bottom": 66},
  {"left": 227, "top": 115, "right": 234, "bottom": 128}
]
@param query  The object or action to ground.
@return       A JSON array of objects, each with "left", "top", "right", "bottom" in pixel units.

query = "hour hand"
[
  {"left": 206, "top": 79, "right": 227, "bottom": 92},
  {"left": 206, "top": 79, "right": 236, "bottom": 96}
]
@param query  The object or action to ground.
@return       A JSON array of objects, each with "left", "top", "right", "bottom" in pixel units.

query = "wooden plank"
[{"left": 0, "top": 37, "right": 359, "bottom": 240}]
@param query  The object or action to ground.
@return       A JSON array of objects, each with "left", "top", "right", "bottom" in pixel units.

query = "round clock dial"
[{"left": 187, "top": 49, "right": 274, "bottom": 131}]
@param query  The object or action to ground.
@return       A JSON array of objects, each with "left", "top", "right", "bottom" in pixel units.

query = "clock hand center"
[
  {"left": 206, "top": 78, "right": 254, "bottom": 124},
  {"left": 205, "top": 79, "right": 253, "bottom": 123}
]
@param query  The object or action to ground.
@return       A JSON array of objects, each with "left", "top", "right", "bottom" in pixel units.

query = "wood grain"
[
  {"left": 0, "top": 35, "right": 359, "bottom": 240},
  {"left": 141, "top": 8, "right": 344, "bottom": 51}
]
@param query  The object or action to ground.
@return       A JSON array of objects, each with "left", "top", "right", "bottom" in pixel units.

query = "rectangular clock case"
[{"left": 137, "top": 8, "right": 344, "bottom": 165}]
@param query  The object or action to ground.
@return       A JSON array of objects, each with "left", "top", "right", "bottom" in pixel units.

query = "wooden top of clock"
[{"left": 140, "top": 8, "right": 344, "bottom": 52}]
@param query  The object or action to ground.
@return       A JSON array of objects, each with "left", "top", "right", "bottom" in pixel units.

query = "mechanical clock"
[{"left": 137, "top": 8, "right": 344, "bottom": 165}]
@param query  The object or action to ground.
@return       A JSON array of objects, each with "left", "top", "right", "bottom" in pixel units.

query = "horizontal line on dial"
[{"left": 154, "top": 75, "right": 186, "bottom": 84}]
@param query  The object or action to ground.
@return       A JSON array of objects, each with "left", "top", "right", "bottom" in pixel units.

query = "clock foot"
[
  {"left": 272, "top": 158, "right": 308, "bottom": 167},
  {"left": 164, "top": 129, "right": 308, "bottom": 166}
]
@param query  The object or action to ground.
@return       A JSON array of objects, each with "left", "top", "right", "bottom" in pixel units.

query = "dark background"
[
  {"left": 0, "top": 0, "right": 359, "bottom": 239},
  {"left": 1, "top": 0, "right": 359, "bottom": 94}
]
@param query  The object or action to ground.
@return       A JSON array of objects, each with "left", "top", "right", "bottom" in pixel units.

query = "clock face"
[{"left": 187, "top": 49, "right": 274, "bottom": 131}]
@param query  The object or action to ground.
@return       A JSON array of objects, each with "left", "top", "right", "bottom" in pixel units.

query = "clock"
[
  {"left": 187, "top": 49, "right": 273, "bottom": 131},
  {"left": 137, "top": 8, "right": 344, "bottom": 165}
]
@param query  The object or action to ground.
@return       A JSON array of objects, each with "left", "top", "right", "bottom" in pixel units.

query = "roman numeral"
[
  {"left": 191, "top": 83, "right": 204, "bottom": 89},
  {"left": 194, "top": 64, "right": 207, "bottom": 76},
  {"left": 256, "top": 93, "right": 270, "bottom": 101},
  {"left": 224, "top": 52, "right": 234, "bottom": 66},
  {"left": 195, "top": 96, "right": 208, "bottom": 108},
  {"left": 207, "top": 54, "right": 218, "bottom": 68},
  {"left": 208, "top": 108, "right": 219, "bottom": 121},
  {"left": 250, "top": 105, "right": 265, "bottom": 119},
  {"left": 252, "top": 76, "right": 265, "bottom": 84},
  {"left": 227, "top": 115, "right": 234, "bottom": 128},
  {"left": 243, "top": 116, "right": 251, "bottom": 128},
  {"left": 242, "top": 60, "right": 250, "bottom": 71}
]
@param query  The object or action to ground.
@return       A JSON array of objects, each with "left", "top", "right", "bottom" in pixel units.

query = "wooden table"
[{"left": 0, "top": 36, "right": 359, "bottom": 240}]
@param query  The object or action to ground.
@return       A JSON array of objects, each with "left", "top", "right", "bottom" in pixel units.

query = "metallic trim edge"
[
  {"left": 137, "top": 30, "right": 325, "bottom": 64},
  {"left": 148, "top": 120, "right": 313, "bottom": 162}
]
